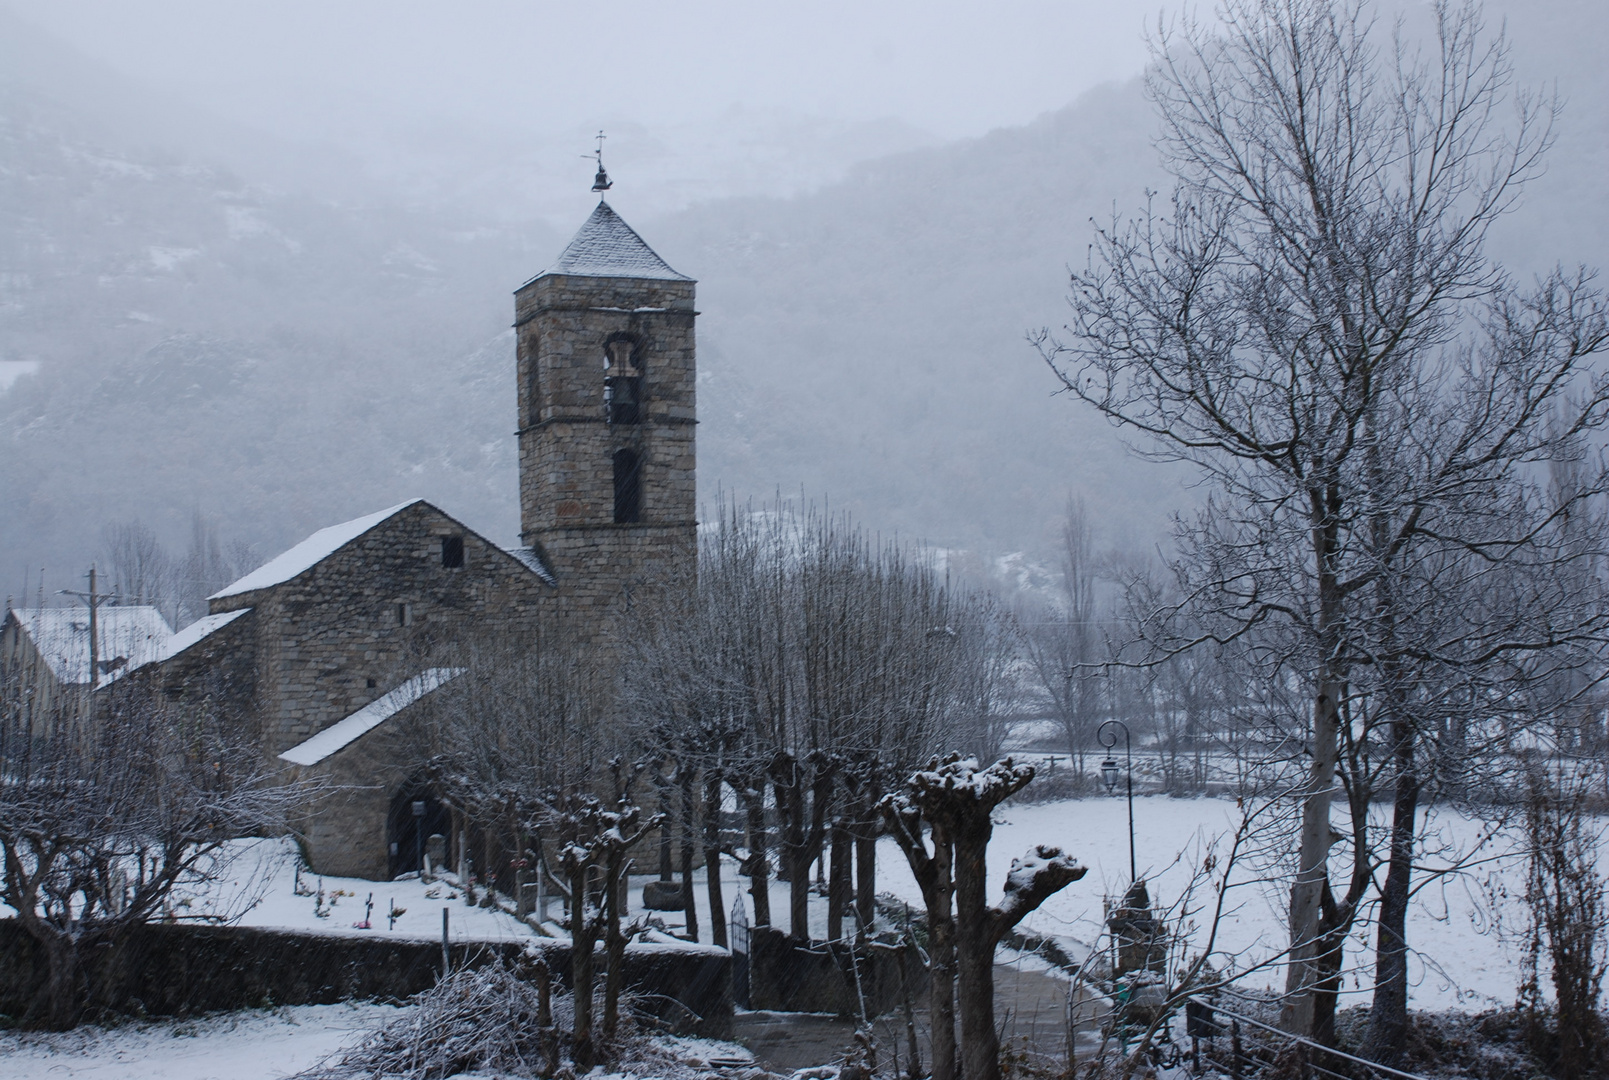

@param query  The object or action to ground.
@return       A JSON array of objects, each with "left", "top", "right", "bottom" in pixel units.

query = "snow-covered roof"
[
  {"left": 531, "top": 201, "right": 691, "bottom": 283},
  {"left": 503, "top": 545, "right": 557, "bottom": 586},
  {"left": 128, "top": 608, "right": 252, "bottom": 673},
  {"left": 279, "top": 667, "right": 464, "bottom": 767},
  {"left": 6, "top": 605, "right": 172, "bottom": 685},
  {"left": 211, "top": 500, "right": 423, "bottom": 600}
]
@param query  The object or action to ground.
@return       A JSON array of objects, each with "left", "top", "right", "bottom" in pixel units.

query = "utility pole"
[{"left": 59, "top": 565, "right": 116, "bottom": 689}]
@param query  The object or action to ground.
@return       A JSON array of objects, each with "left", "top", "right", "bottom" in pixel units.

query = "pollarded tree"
[
  {"left": 0, "top": 672, "right": 303, "bottom": 1029},
  {"left": 882, "top": 754, "right": 1086, "bottom": 1080},
  {"left": 1038, "top": 0, "right": 1609, "bottom": 1046}
]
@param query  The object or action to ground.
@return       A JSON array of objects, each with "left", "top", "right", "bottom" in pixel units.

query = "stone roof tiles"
[{"left": 531, "top": 200, "right": 691, "bottom": 283}]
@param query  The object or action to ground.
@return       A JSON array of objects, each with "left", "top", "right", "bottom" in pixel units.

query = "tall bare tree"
[
  {"left": 1022, "top": 500, "right": 1108, "bottom": 781},
  {"left": 1038, "top": 0, "right": 1609, "bottom": 1049}
]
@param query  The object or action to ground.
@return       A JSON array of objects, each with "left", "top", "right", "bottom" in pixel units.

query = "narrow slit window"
[
  {"left": 396, "top": 603, "right": 413, "bottom": 627},
  {"left": 613, "top": 448, "right": 642, "bottom": 523},
  {"left": 441, "top": 536, "right": 464, "bottom": 568}
]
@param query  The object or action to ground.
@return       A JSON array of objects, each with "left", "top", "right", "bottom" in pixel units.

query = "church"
[{"left": 129, "top": 194, "right": 698, "bottom": 880}]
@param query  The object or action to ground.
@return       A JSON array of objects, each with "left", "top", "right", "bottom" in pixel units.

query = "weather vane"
[{"left": 587, "top": 130, "right": 612, "bottom": 196}]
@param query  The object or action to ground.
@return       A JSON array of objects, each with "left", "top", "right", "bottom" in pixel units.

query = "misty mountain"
[
  {"left": 0, "top": 65, "right": 552, "bottom": 586},
  {"left": 2, "top": 0, "right": 1605, "bottom": 593}
]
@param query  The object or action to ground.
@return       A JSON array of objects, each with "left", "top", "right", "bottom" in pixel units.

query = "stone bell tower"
[{"left": 513, "top": 197, "right": 697, "bottom": 640}]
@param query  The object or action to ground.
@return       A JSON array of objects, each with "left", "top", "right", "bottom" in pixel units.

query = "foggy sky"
[{"left": 3, "top": 1, "right": 1158, "bottom": 146}]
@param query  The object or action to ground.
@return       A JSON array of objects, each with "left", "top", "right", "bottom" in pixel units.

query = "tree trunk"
[
  {"left": 953, "top": 816, "right": 1002, "bottom": 1080},
  {"left": 603, "top": 851, "right": 626, "bottom": 1042},
  {"left": 1366, "top": 725, "right": 1419, "bottom": 1065},
  {"left": 1311, "top": 881, "right": 1345, "bottom": 1053},
  {"left": 1284, "top": 669, "right": 1342, "bottom": 1038},
  {"left": 828, "top": 816, "right": 851, "bottom": 942},
  {"left": 570, "top": 885, "right": 598, "bottom": 1070},
  {"left": 926, "top": 820, "right": 959, "bottom": 1080},
  {"left": 680, "top": 768, "right": 699, "bottom": 942},
  {"left": 40, "top": 931, "right": 83, "bottom": 1030},
  {"left": 704, "top": 771, "right": 728, "bottom": 949},
  {"left": 855, "top": 797, "right": 878, "bottom": 937},
  {"left": 745, "top": 790, "right": 772, "bottom": 927},
  {"left": 776, "top": 769, "right": 811, "bottom": 940},
  {"left": 536, "top": 961, "right": 558, "bottom": 1078}
]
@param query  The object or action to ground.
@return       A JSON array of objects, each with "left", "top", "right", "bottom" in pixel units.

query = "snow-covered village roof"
[
  {"left": 279, "top": 667, "right": 464, "bottom": 766},
  {"left": 128, "top": 608, "right": 252, "bottom": 673},
  {"left": 530, "top": 201, "right": 692, "bottom": 283},
  {"left": 6, "top": 605, "right": 172, "bottom": 685},
  {"left": 502, "top": 545, "right": 557, "bottom": 586},
  {"left": 211, "top": 500, "right": 423, "bottom": 599}
]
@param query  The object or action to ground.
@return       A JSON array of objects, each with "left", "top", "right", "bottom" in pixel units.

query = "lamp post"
[
  {"left": 412, "top": 800, "right": 426, "bottom": 874},
  {"left": 1097, "top": 719, "right": 1136, "bottom": 882}
]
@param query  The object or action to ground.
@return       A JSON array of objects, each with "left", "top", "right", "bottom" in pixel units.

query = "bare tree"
[
  {"left": 1517, "top": 757, "right": 1608, "bottom": 1080},
  {"left": 947, "top": 593, "right": 1027, "bottom": 767},
  {"left": 417, "top": 626, "right": 659, "bottom": 1068},
  {"left": 1038, "top": 0, "right": 1609, "bottom": 1047},
  {"left": 100, "top": 520, "right": 178, "bottom": 623},
  {"left": 884, "top": 754, "right": 1086, "bottom": 1080},
  {"left": 553, "top": 782, "right": 660, "bottom": 1071},
  {"left": 1022, "top": 500, "right": 1108, "bottom": 782},
  {"left": 627, "top": 498, "right": 968, "bottom": 945},
  {"left": 0, "top": 672, "right": 303, "bottom": 1029}
]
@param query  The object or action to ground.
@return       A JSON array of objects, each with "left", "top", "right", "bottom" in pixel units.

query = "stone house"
[{"left": 123, "top": 198, "right": 697, "bottom": 881}]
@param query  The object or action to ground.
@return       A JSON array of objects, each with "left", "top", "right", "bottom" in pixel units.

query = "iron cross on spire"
[{"left": 590, "top": 130, "right": 613, "bottom": 195}]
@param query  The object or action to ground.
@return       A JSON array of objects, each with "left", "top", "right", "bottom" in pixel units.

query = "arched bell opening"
[{"left": 387, "top": 781, "right": 452, "bottom": 880}]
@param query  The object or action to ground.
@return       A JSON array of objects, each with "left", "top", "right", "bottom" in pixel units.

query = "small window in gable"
[
  {"left": 441, "top": 536, "right": 465, "bottom": 568},
  {"left": 396, "top": 603, "right": 413, "bottom": 627}
]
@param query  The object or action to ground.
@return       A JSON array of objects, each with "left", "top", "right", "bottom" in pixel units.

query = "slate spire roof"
[{"left": 534, "top": 201, "right": 691, "bottom": 283}]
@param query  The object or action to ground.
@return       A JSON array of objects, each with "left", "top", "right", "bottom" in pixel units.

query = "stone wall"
[
  {"left": 514, "top": 272, "right": 697, "bottom": 649},
  {"left": 172, "top": 501, "right": 555, "bottom": 878},
  {"left": 748, "top": 927, "right": 925, "bottom": 1019},
  {"left": 0, "top": 920, "right": 731, "bottom": 1038},
  {"left": 210, "top": 501, "right": 552, "bottom": 761}
]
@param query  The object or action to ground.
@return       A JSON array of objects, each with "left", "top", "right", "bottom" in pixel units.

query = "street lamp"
[
  {"left": 1097, "top": 719, "right": 1136, "bottom": 882},
  {"left": 412, "top": 800, "right": 426, "bottom": 874}
]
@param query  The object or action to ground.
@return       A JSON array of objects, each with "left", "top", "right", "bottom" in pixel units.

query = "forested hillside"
[{"left": 2, "top": 0, "right": 1604, "bottom": 591}]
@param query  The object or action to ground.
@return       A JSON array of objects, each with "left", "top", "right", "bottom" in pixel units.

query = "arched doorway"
[{"left": 387, "top": 781, "right": 452, "bottom": 879}]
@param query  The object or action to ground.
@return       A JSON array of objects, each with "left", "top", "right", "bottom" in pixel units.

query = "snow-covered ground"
[
  {"left": 218, "top": 839, "right": 539, "bottom": 942},
  {"left": 0, "top": 1004, "right": 759, "bottom": 1080},
  {"left": 0, "top": 1003, "right": 400, "bottom": 1080},
  {"left": 207, "top": 797, "right": 1536, "bottom": 1012},
  {"left": 869, "top": 796, "right": 1528, "bottom": 1012},
  {"left": 647, "top": 795, "right": 1535, "bottom": 1014},
  {"left": 0, "top": 796, "right": 1541, "bottom": 1018}
]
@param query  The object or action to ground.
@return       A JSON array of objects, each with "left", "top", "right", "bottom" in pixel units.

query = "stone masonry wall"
[
  {"left": 209, "top": 502, "right": 551, "bottom": 760},
  {"left": 514, "top": 273, "right": 697, "bottom": 649},
  {"left": 0, "top": 920, "right": 732, "bottom": 1038},
  {"left": 196, "top": 502, "right": 554, "bottom": 877}
]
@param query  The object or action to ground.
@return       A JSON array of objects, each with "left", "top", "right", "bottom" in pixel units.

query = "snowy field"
[
  {"left": 0, "top": 796, "right": 1543, "bottom": 1030},
  {"left": 0, "top": 837, "right": 540, "bottom": 942},
  {"left": 140, "top": 797, "right": 1541, "bottom": 1011},
  {"left": 643, "top": 795, "right": 1537, "bottom": 1013},
  {"left": 0, "top": 1004, "right": 756, "bottom": 1080},
  {"left": 0, "top": 1003, "right": 401, "bottom": 1080}
]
